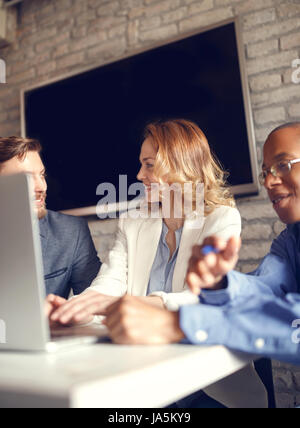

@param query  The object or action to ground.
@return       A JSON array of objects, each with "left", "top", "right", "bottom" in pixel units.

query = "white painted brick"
[
  {"left": 277, "top": 3, "right": 300, "bottom": 19},
  {"left": 56, "top": 51, "right": 85, "bottom": 70},
  {"left": 234, "top": 0, "right": 274, "bottom": 15},
  {"left": 188, "top": 0, "right": 214, "bottom": 16},
  {"left": 273, "top": 220, "right": 286, "bottom": 236},
  {"left": 96, "top": 1, "right": 119, "bottom": 16},
  {"left": 37, "top": 60, "right": 56, "bottom": 76},
  {"left": 283, "top": 68, "right": 296, "bottom": 85},
  {"left": 247, "top": 39, "right": 279, "bottom": 59},
  {"left": 161, "top": 7, "right": 188, "bottom": 25},
  {"left": 241, "top": 223, "right": 272, "bottom": 240},
  {"left": 139, "top": 23, "right": 178, "bottom": 42},
  {"left": 121, "top": 0, "right": 143, "bottom": 8},
  {"left": 179, "top": 6, "right": 233, "bottom": 33},
  {"left": 249, "top": 73, "right": 282, "bottom": 92},
  {"left": 239, "top": 241, "right": 272, "bottom": 261},
  {"left": 237, "top": 202, "right": 276, "bottom": 220},
  {"left": 243, "top": 18, "right": 300, "bottom": 44},
  {"left": 238, "top": 263, "right": 259, "bottom": 274},
  {"left": 9, "top": 67, "right": 36, "bottom": 84},
  {"left": 108, "top": 24, "right": 127, "bottom": 39},
  {"left": 289, "top": 104, "right": 300, "bottom": 118},
  {"left": 87, "top": 37, "right": 127, "bottom": 60},
  {"left": 127, "top": 19, "right": 139, "bottom": 45},
  {"left": 251, "top": 85, "right": 300, "bottom": 109},
  {"left": 254, "top": 123, "right": 283, "bottom": 143},
  {"left": 254, "top": 106, "right": 286, "bottom": 125},
  {"left": 243, "top": 8, "right": 276, "bottom": 30},
  {"left": 247, "top": 50, "right": 298, "bottom": 76},
  {"left": 139, "top": 16, "right": 161, "bottom": 31},
  {"left": 144, "top": 0, "right": 181, "bottom": 18},
  {"left": 281, "top": 32, "right": 300, "bottom": 50},
  {"left": 214, "top": 0, "right": 240, "bottom": 6},
  {"left": 70, "top": 30, "right": 107, "bottom": 51}
]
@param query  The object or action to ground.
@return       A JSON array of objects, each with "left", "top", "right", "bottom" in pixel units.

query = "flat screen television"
[{"left": 21, "top": 17, "right": 259, "bottom": 216}]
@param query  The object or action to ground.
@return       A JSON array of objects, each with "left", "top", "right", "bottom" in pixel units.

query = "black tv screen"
[{"left": 23, "top": 19, "right": 259, "bottom": 214}]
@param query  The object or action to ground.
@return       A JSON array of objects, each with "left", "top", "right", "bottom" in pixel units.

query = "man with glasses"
[{"left": 101, "top": 122, "right": 300, "bottom": 366}]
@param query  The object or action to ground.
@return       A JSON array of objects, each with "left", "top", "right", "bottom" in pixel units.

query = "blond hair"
[{"left": 143, "top": 119, "right": 235, "bottom": 215}]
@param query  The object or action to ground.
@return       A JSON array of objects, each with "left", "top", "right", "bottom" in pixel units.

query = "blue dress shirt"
[
  {"left": 147, "top": 222, "right": 183, "bottom": 295},
  {"left": 179, "top": 223, "right": 300, "bottom": 364}
]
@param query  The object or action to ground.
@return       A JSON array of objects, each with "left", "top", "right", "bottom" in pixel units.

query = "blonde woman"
[{"left": 49, "top": 119, "right": 267, "bottom": 408}]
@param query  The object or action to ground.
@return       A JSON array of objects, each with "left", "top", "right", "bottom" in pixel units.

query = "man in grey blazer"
[{"left": 0, "top": 136, "right": 101, "bottom": 298}]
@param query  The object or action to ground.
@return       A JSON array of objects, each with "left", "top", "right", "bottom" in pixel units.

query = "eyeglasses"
[{"left": 259, "top": 158, "right": 300, "bottom": 185}]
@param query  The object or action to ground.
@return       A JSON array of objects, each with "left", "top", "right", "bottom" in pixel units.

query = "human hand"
[
  {"left": 139, "top": 295, "right": 165, "bottom": 308},
  {"left": 186, "top": 236, "right": 241, "bottom": 295},
  {"left": 45, "top": 294, "right": 67, "bottom": 327},
  {"left": 49, "top": 290, "right": 119, "bottom": 326},
  {"left": 104, "top": 295, "right": 185, "bottom": 345}
]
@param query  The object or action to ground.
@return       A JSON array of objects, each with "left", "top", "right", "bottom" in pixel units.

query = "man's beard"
[
  {"left": 38, "top": 205, "right": 47, "bottom": 220},
  {"left": 36, "top": 192, "right": 47, "bottom": 220}
]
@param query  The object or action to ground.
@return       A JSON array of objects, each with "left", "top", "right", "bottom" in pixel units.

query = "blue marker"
[{"left": 202, "top": 245, "right": 220, "bottom": 256}]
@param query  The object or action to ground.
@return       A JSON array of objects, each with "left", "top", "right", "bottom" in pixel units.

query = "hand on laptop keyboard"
[
  {"left": 45, "top": 294, "right": 68, "bottom": 327},
  {"left": 48, "top": 290, "right": 119, "bottom": 326}
]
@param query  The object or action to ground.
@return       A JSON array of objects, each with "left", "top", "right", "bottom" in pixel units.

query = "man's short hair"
[
  {"left": 0, "top": 136, "right": 41, "bottom": 170},
  {"left": 268, "top": 122, "right": 300, "bottom": 140}
]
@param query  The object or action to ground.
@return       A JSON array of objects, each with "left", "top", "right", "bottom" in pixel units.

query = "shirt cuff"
[
  {"left": 179, "top": 304, "right": 228, "bottom": 345},
  {"left": 200, "top": 287, "right": 231, "bottom": 306},
  {"left": 199, "top": 274, "right": 231, "bottom": 306},
  {"left": 149, "top": 291, "right": 199, "bottom": 311},
  {"left": 199, "top": 271, "right": 244, "bottom": 306}
]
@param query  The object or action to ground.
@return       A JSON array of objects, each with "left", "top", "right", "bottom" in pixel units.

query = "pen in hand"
[{"left": 201, "top": 245, "right": 221, "bottom": 256}]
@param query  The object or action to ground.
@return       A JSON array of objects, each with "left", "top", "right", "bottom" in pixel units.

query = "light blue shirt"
[
  {"left": 147, "top": 222, "right": 183, "bottom": 295},
  {"left": 179, "top": 223, "right": 300, "bottom": 364}
]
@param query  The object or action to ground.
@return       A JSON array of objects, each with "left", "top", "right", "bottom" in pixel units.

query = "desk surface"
[{"left": 0, "top": 342, "right": 253, "bottom": 408}]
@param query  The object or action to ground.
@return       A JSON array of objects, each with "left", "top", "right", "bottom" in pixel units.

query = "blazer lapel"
[
  {"left": 172, "top": 214, "right": 206, "bottom": 292},
  {"left": 131, "top": 217, "right": 163, "bottom": 296},
  {"left": 39, "top": 214, "right": 49, "bottom": 273}
]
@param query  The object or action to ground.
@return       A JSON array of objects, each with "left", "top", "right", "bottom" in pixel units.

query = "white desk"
[{"left": 0, "top": 343, "right": 253, "bottom": 408}]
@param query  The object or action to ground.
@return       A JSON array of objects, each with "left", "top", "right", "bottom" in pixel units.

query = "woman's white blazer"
[{"left": 89, "top": 205, "right": 242, "bottom": 309}]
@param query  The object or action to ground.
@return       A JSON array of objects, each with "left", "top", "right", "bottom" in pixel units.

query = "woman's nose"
[{"left": 137, "top": 166, "right": 145, "bottom": 181}]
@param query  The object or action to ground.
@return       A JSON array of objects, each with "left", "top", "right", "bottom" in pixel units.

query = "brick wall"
[{"left": 0, "top": 0, "right": 300, "bottom": 407}]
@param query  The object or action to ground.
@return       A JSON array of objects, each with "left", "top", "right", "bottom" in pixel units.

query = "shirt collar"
[
  {"left": 288, "top": 222, "right": 300, "bottom": 233},
  {"left": 287, "top": 222, "right": 300, "bottom": 249},
  {"left": 161, "top": 221, "right": 183, "bottom": 246}
]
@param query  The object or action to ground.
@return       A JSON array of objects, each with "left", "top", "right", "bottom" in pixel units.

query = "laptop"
[{"left": 0, "top": 173, "right": 108, "bottom": 352}]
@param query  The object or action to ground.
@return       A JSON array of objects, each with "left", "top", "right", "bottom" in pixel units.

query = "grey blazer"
[{"left": 39, "top": 210, "right": 101, "bottom": 298}]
